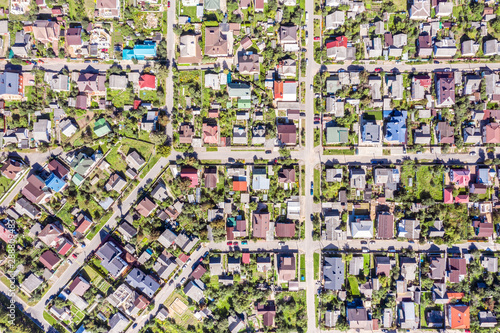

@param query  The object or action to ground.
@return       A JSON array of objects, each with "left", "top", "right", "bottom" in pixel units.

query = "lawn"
[
  {"left": 86, "top": 210, "right": 113, "bottom": 240},
  {"left": 300, "top": 165, "right": 305, "bottom": 196},
  {"left": 313, "top": 168, "right": 320, "bottom": 202},
  {"left": 107, "top": 89, "right": 134, "bottom": 108},
  {"left": 139, "top": 90, "right": 160, "bottom": 103},
  {"left": 300, "top": 254, "right": 306, "bottom": 282},
  {"left": 314, "top": 128, "right": 321, "bottom": 147},
  {"left": 313, "top": 252, "right": 320, "bottom": 280},
  {"left": 106, "top": 145, "right": 127, "bottom": 172},
  {"left": 56, "top": 204, "right": 76, "bottom": 231},
  {"left": 82, "top": 265, "right": 101, "bottom": 283},
  {"left": 363, "top": 254, "right": 370, "bottom": 276},
  {"left": 323, "top": 149, "right": 355, "bottom": 155},
  {"left": 401, "top": 163, "right": 444, "bottom": 201},
  {"left": 0, "top": 175, "right": 13, "bottom": 194},
  {"left": 180, "top": 5, "right": 199, "bottom": 21},
  {"left": 363, "top": 110, "right": 383, "bottom": 121},
  {"left": 122, "top": 138, "right": 154, "bottom": 161},
  {"left": 71, "top": 305, "right": 85, "bottom": 325},
  {"left": 275, "top": 290, "right": 307, "bottom": 332},
  {"left": 348, "top": 276, "right": 360, "bottom": 296}
]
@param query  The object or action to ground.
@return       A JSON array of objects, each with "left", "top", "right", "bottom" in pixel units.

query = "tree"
[{"left": 156, "top": 145, "right": 172, "bottom": 157}]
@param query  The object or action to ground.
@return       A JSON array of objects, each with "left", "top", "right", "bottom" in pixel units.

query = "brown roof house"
[
  {"left": 252, "top": 211, "right": 270, "bottom": 239},
  {"left": 178, "top": 34, "right": 202, "bottom": 64},
  {"left": 204, "top": 26, "right": 228, "bottom": 57},
  {"left": 38, "top": 223, "right": 63, "bottom": 247},
  {"left": 436, "top": 122, "right": 455, "bottom": 144},
  {"left": 22, "top": 174, "right": 51, "bottom": 204},
  {"left": 278, "top": 168, "right": 296, "bottom": 183},
  {"left": 39, "top": 250, "right": 60, "bottom": 270},
  {"left": 32, "top": 20, "right": 60, "bottom": 45},
  {"left": 105, "top": 173, "right": 127, "bottom": 192},
  {"left": 77, "top": 73, "right": 106, "bottom": 95},
  {"left": 275, "top": 222, "right": 296, "bottom": 238},
  {"left": 279, "top": 255, "right": 296, "bottom": 281},
  {"left": 68, "top": 276, "right": 90, "bottom": 297},
  {"left": 448, "top": 258, "right": 467, "bottom": 283},
  {"left": 279, "top": 25, "right": 298, "bottom": 45},
  {"left": 238, "top": 54, "right": 260, "bottom": 75},
  {"left": 178, "top": 124, "right": 194, "bottom": 144},
  {"left": 277, "top": 124, "right": 297, "bottom": 145},
  {"left": 95, "top": 0, "right": 120, "bottom": 18},
  {"left": 377, "top": 212, "right": 394, "bottom": 239},
  {"left": 65, "top": 28, "right": 83, "bottom": 54},
  {"left": 204, "top": 166, "right": 217, "bottom": 189},
  {"left": 376, "top": 256, "right": 392, "bottom": 276},
  {"left": 136, "top": 197, "right": 157, "bottom": 217},
  {"left": 0, "top": 158, "right": 24, "bottom": 180},
  {"left": 435, "top": 72, "right": 455, "bottom": 107},
  {"left": 256, "top": 302, "right": 276, "bottom": 327}
]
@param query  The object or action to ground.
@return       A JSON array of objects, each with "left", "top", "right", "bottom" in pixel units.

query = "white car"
[
  {"left": 310, "top": 84, "right": 313, "bottom": 91},
  {"left": 305, "top": 11, "right": 309, "bottom": 23}
]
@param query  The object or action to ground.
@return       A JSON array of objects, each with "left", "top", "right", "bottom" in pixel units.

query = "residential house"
[
  {"left": 0, "top": 159, "right": 23, "bottom": 180},
  {"left": 377, "top": 212, "right": 394, "bottom": 239},
  {"left": 179, "top": 124, "right": 194, "bottom": 144},
  {"left": 351, "top": 219, "right": 373, "bottom": 238},
  {"left": 483, "top": 122, "right": 500, "bottom": 144},
  {"left": 122, "top": 41, "right": 157, "bottom": 60},
  {"left": 279, "top": 25, "right": 298, "bottom": 45},
  {"left": 238, "top": 54, "right": 260, "bottom": 75},
  {"left": 60, "top": 119, "right": 78, "bottom": 137},
  {"left": 435, "top": 72, "right": 455, "bottom": 107},
  {"left": 277, "top": 59, "right": 297, "bottom": 78},
  {"left": 325, "top": 11, "right": 345, "bottom": 30},
  {"left": 436, "top": 122, "right": 455, "bottom": 144},
  {"left": 126, "top": 151, "right": 146, "bottom": 171},
  {"left": 33, "top": 119, "right": 51, "bottom": 143},
  {"left": 362, "top": 119, "right": 380, "bottom": 144},
  {"left": 76, "top": 73, "right": 106, "bottom": 95},
  {"left": 326, "top": 127, "right": 349, "bottom": 144},
  {"left": 11, "top": 31, "right": 31, "bottom": 58},
  {"left": 436, "top": 1, "right": 453, "bottom": 16},
  {"left": 95, "top": 0, "right": 120, "bottom": 18},
  {"left": 349, "top": 256, "right": 364, "bottom": 276},
  {"left": 136, "top": 197, "right": 157, "bottom": 217},
  {"left": 484, "top": 39, "right": 500, "bottom": 56},
  {"left": 125, "top": 268, "right": 160, "bottom": 299},
  {"left": 323, "top": 257, "right": 345, "bottom": 291},
  {"left": 350, "top": 168, "right": 366, "bottom": 189},
  {"left": 109, "top": 312, "right": 129, "bottom": 333},
  {"left": 39, "top": 250, "right": 60, "bottom": 270},
  {"left": 277, "top": 124, "right": 297, "bottom": 145},
  {"left": 326, "top": 36, "right": 356, "bottom": 60},
  {"left": 367, "top": 37, "right": 382, "bottom": 58},
  {"left": 429, "top": 257, "right": 446, "bottom": 280},
  {"left": 478, "top": 311, "right": 497, "bottom": 328},
  {"left": 256, "top": 302, "right": 276, "bottom": 327},
  {"left": 461, "top": 40, "right": 479, "bottom": 57},
  {"left": 105, "top": 173, "right": 127, "bottom": 192},
  {"left": 279, "top": 255, "right": 295, "bottom": 281},
  {"left": 204, "top": 27, "right": 228, "bottom": 57},
  {"left": 178, "top": 34, "right": 202, "bottom": 64},
  {"left": 65, "top": 28, "right": 83, "bottom": 54},
  {"left": 14, "top": 197, "right": 41, "bottom": 219},
  {"left": 400, "top": 302, "right": 418, "bottom": 329},
  {"left": 448, "top": 304, "right": 470, "bottom": 329},
  {"left": 32, "top": 20, "right": 60, "bottom": 45},
  {"left": 109, "top": 75, "right": 128, "bottom": 90},
  {"left": 184, "top": 281, "right": 204, "bottom": 303},
  {"left": 410, "top": 0, "right": 430, "bottom": 19},
  {"left": 412, "top": 75, "right": 431, "bottom": 100},
  {"left": 257, "top": 256, "right": 272, "bottom": 272},
  {"left": 450, "top": 169, "right": 470, "bottom": 187},
  {"left": 22, "top": 174, "right": 51, "bottom": 204},
  {"left": 347, "top": 307, "right": 373, "bottom": 330},
  {"left": 434, "top": 38, "right": 457, "bottom": 58},
  {"left": 463, "top": 126, "right": 482, "bottom": 144},
  {"left": 414, "top": 125, "right": 431, "bottom": 145},
  {"left": 253, "top": 212, "right": 270, "bottom": 239},
  {"left": 233, "top": 126, "right": 248, "bottom": 145},
  {"left": 385, "top": 110, "right": 407, "bottom": 143},
  {"left": 398, "top": 219, "right": 420, "bottom": 240},
  {"left": 428, "top": 220, "right": 445, "bottom": 238},
  {"left": 96, "top": 241, "right": 129, "bottom": 278},
  {"left": 275, "top": 223, "right": 295, "bottom": 238},
  {"left": 400, "top": 257, "right": 417, "bottom": 281},
  {"left": 0, "top": 72, "right": 22, "bottom": 100},
  {"left": 448, "top": 258, "right": 466, "bottom": 283}
]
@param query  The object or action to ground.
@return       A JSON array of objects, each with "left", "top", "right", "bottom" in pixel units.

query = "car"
[
  {"left": 279, "top": 242, "right": 285, "bottom": 246},
  {"left": 182, "top": 264, "right": 187, "bottom": 269},
  {"left": 180, "top": 277, "right": 186, "bottom": 284},
  {"left": 306, "top": 58, "right": 309, "bottom": 66},
  {"left": 369, "top": 241, "right": 375, "bottom": 244},
  {"left": 228, "top": 157, "right": 235, "bottom": 162},
  {"left": 310, "top": 84, "right": 313, "bottom": 91},
  {"left": 92, "top": 60, "right": 98, "bottom": 63},
  {"left": 314, "top": 116, "right": 320, "bottom": 124},
  {"left": 233, "top": 242, "right": 238, "bottom": 246},
  {"left": 187, "top": 258, "right": 192, "bottom": 264},
  {"left": 84, "top": 60, "right": 91, "bottom": 63},
  {"left": 199, "top": 257, "right": 204, "bottom": 262},
  {"left": 242, "top": 240, "right": 248, "bottom": 245},
  {"left": 374, "top": 68, "right": 382, "bottom": 73},
  {"left": 314, "top": 36, "right": 320, "bottom": 41},
  {"left": 169, "top": 279, "right": 174, "bottom": 285},
  {"left": 361, "top": 241, "right": 367, "bottom": 244},
  {"left": 310, "top": 181, "right": 314, "bottom": 195},
  {"left": 204, "top": 251, "right": 209, "bottom": 257},
  {"left": 469, "top": 151, "right": 477, "bottom": 156},
  {"left": 133, "top": 324, "right": 138, "bottom": 329},
  {"left": 227, "top": 241, "right": 232, "bottom": 246},
  {"left": 168, "top": 0, "right": 170, "bottom": 7},
  {"left": 72, "top": 253, "right": 77, "bottom": 259},
  {"left": 265, "top": 150, "right": 272, "bottom": 154},
  {"left": 362, "top": 247, "right": 369, "bottom": 253},
  {"left": 174, "top": 274, "right": 179, "bottom": 280},
  {"left": 305, "top": 31, "right": 308, "bottom": 39},
  {"left": 305, "top": 11, "right": 309, "bottom": 23},
  {"left": 403, "top": 146, "right": 407, "bottom": 154},
  {"left": 67, "top": 259, "right": 72, "bottom": 264}
]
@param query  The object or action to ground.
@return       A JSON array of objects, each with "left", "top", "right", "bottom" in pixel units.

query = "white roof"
[{"left": 351, "top": 220, "right": 373, "bottom": 238}]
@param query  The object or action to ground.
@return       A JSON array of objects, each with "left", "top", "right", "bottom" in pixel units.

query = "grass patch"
[
  {"left": 348, "top": 276, "right": 360, "bottom": 296},
  {"left": 300, "top": 254, "right": 306, "bottom": 282},
  {"left": 323, "top": 149, "right": 355, "bottom": 155},
  {"left": 314, "top": 128, "right": 321, "bottom": 147},
  {"left": 313, "top": 168, "right": 320, "bottom": 202},
  {"left": 0, "top": 176, "right": 14, "bottom": 194},
  {"left": 401, "top": 163, "right": 444, "bottom": 201},
  {"left": 300, "top": 165, "right": 305, "bottom": 196},
  {"left": 313, "top": 252, "right": 320, "bottom": 280},
  {"left": 206, "top": 147, "right": 218, "bottom": 152},
  {"left": 363, "top": 110, "right": 383, "bottom": 120},
  {"left": 363, "top": 254, "right": 370, "bottom": 276},
  {"left": 86, "top": 210, "right": 113, "bottom": 240},
  {"left": 107, "top": 89, "right": 134, "bottom": 108}
]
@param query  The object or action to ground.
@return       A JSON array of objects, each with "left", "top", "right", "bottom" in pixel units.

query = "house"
[
  {"left": 96, "top": 242, "right": 129, "bottom": 278},
  {"left": 45, "top": 74, "right": 69, "bottom": 91},
  {"left": 387, "top": 75, "right": 404, "bottom": 100},
  {"left": 126, "top": 151, "right": 146, "bottom": 171},
  {"left": 45, "top": 173, "right": 66, "bottom": 193},
  {"left": 238, "top": 54, "right": 260, "bottom": 75},
  {"left": 95, "top": 0, "right": 120, "bottom": 18},
  {"left": 450, "top": 169, "right": 470, "bottom": 187},
  {"left": 418, "top": 34, "right": 433, "bottom": 57},
  {"left": 367, "top": 37, "right": 382, "bottom": 58},
  {"left": 109, "top": 312, "right": 129, "bottom": 333},
  {"left": 69, "top": 276, "right": 91, "bottom": 297},
  {"left": 398, "top": 219, "right": 420, "bottom": 240},
  {"left": 324, "top": 257, "right": 344, "bottom": 291},
  {"left": 349, "top": 256, "right": 364, "bottom": 276},
  {"left": 428, "top": 220, "right": 445, "bottom": 238},
  {"left": 463, "top": 126, "right": 482, "bottom": 144},
  {"left": 448, "top": 258, "right": 466, "bottom": 283},
  {"left": 461, "top": 40, "right": 479, "bottom": 57},
  {"left": 93, "top": 118, "right": 111, "bottom": 137},
  {"left": 325, "top": 11, "right": 345, "bottom": 30},
  {"left": 105, "top": 173, "right": 127, "bottom": 192},
  {"left": 252, "top": 125, "right": 266, "bottom": 145},
  {"left": 277, "top": 59, "right": 297, "bottom": 78},
  {"left": 429, "top": 257, "right": 446, "bottom": 280},
  {"left": 426, "top": 310, "right": 444, "bottom": 328},
  {"left": 184, "top": 281, "right": 204, "bottom": 303},
  {"left": 436, "top": 122, "right": 455, "bottom": 144},
  {"left": 400, "top": 302, "right": 418, "bottom": 329},
  {"left": 326, "top": 36, "right": 356, "bottom": 60},
  {"left": 39, "top": 250, "right": 60, "bottom": 270},
  {"left": 65, "top": 28, "right": 83, "bottom": 53},
  {"left": 436, "top": 2, "right": 453, "bottom": 16},
  {"left": 351, "top": 219, "right": 373, "bottom": 238},
  {"left": 277, "top": 124, "right": 297, "bottom": 145},
  {"left": 448, "top": 304, "right": 470, "bottom": 329},
  {"left": 473, "top": 220, "right": 494, "bottom": 238},
  {"left": 275, "top": 223, "right": 295, "bottom": 238},
  {"left": 33, "top": 119, "right": 51, "bottom": 143},
  {"left": 178, "top": 34, "right": 202, "bottom": 64},
  {"left": 347, "top": 307, "right": 373, "bottom": 330},
  {"left": 70, "top": 152, "right": 95, "bottom": 177},
  {"left": 180, "top": 167, "right": 199, "bottom": 187},
  {"left": 139, "top": 74, "right": 156, "bottom": 90},
  {"left": 257, "top": 256, "right": 272, "bottom": 272},
  {"left": 22, "top": 174, "right": 51, "bottom": 204},
  {"left": 253, "top": 212, "right": 270, "bottom": 238},
  {"left": 326, "top": 97, "right": 345, "bottom": 116},
  {"left": 434, "top": 38, "right": 457, "bottom": 58},
  {"left": 32, "top": 20, "right": 60, "bottom": 45},
  {"left": 483, "top": 122, "right": 500, "bottom": 143},
  {"left": 479, "top": 311, "right": 497, "bottom": 328},
  {"left": 385, "top": 110, "right": 407, "bottom": 143},
  {"left": 279, "top": 255, "right": 295, "bottom": 281},
  {"left": 122, "top": 41, "right": 157, "bottom": 60},
  {"left": 38, "top": 223, "right": 62, "bottom": 247},
  {"left": 204, "top": 27, "right": 228, "bottom": 57},
  {"left": 178, "top": 124, "right": 194, "bottom": 144},
  {"left": 140, "top": 111, "right": 158, "bottom": 131},
  {"left": 376, "top": 256, "right": 392, "bottom": 276},
  {"left": 377, "top": 212, "right": 394, "bottom": 239},
  {"left": 326, "top": 127, "right": 349, "bottom": 144},
  {"left": 233, "top": 180, "right": 247, "bottom": 191},
  {"left": 76, "top": 73, "right": 106, "bottom": 94},
  {"left": 350, "top": 168, "right": 366, "bottom": 189},
  {"left": 463, "top": 75, "right": 481, "bottom": 95},
  {"left": 362, "top": 120, "right": 380, "bottom": 144},
  {"left": 227, "top": 256, "right": 241, "bottom": 274},
  {"left": 435, "top": 72, "right": 455, "bottom": 107},
  {"left": 274, "top": 81, "right": 297, "bottom": 101},
  {"left": 204, "top": 0, "right": 220, "bottom": 10},
  {"left": 228, "top": 82, "right": 251, "bottom": 98},
  {"left": 60, "top": 119, "right": 78, "bottom": 137},
  {"left": 481, "top": 256, "right": 498, "bottom": 273},
  {"left": 410, "top": 0, "right": 430, "bottom": 19},
  {"left": 12, "top": 31, "right": 31, "bottom": 58},
  {"left": 484, "top": 39, "right": 500, "bottom": 56},
  {"left": 14, "top": 197, "right": 40, "bottom": 219},
  {"left": 401, "top": 257, "right": 417, "bottom": 281},
  {"left": 228, "top": 316, "right": 245, "bottom": 333},
  {"left": 256, "top": 302, "right": 276, "bottom": 327},
  {"left": 118, "top": 222, "right": 137, "bottom": 241},
  {"left": 232, "top": 126, "right": 247, "bottom": 145},
  {"left": 108, "top": 75, "right": 128, "bottom": 90},
  {"left": 136, "top": 197, "right": 157, "bottom": 217},
  {"left": 227, "top": 217, "right": 247, "bottom": 240},
  {"left": 0, "top": 159, "right": 23, "bottom": 180},
  {"left": 20, "top": 274, "right": 43, "bottom": 295},
  {"left": 278, "top": 168, "right": 296, "bottom": 183},
  {"left": 125, "top": 268, "right": 160, "bottom": 299},
  {"left": 151, "top": 181, "right": 169, "bottom": 201},
  {"left": 279, "top": 25, "right": 298, "bottom": 45}
]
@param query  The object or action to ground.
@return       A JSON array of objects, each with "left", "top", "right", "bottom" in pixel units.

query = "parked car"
[
  {"left": 72, "top": 253, "right": 77, "bottom": 259},
  {"left": 182, "top": 264, "right": 187, "bottom": 269},
  {"left": 180, "top": 277, "right": 186, "bottom": 284},
  {"left": 187, "top": 258, "right": 192, "bottom": 265},
  {"left": 242, "top": 240, "right": 248, "bottom": 245},
  {"left": 469, "top": 151, "right": 476, "bottom": 156},
  {"left": 227, "top": 241, "right": 232, "bottom": 246},
  {"left": 314, "top": 36, "right": 320, "bottom": 41},
  {"left": 168, "top": 0, "right": 171, "bottom": 7},
  {"left": 265, "top": 150, "right": 272, "bottom": 154},
  {"left": 374, "top": 67, "right": 382, "bottom": 73},
  {"left": 233, "top": 242, "right": 238, "bottom": 246},
  {"left": 279, "top": 242, "right": 285, "bottom": 246},
  {"left": 310, "top": 181, "right": 314, "bottom": 195}
]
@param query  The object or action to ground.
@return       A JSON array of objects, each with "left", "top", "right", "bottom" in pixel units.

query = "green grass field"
[
  {"left": 313, "top": 168, "right": 320, "bottom": 201},
  {"left": 363, "top": 254, "right": 370, "bottom": 276},
  {"left": 348, "top": 276, "right": 360, "bottom": 296},
  {"left": 313, "top": 253, "right": 320, "bottom": 280},
  {"left": 300, "top": 254, "right": 306, "bottom": 282},
  {"left": 0, "top": 176, "right": 14, "bottom": 194},
  {"left": 107, "top": 89, "right": 134, "bottom": 108}
]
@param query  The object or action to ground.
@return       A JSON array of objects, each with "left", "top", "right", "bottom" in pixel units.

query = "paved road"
[{"left": 323, "top": 61, "right": 500, "bottom": 73}]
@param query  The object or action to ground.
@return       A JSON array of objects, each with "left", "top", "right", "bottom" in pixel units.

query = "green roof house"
[
  {"left": 70, "top": 153, "right": 94, "bottom": 176},
  {"left": 228, "top": 82, "right": 251, "bottom": 98},
  {"left": 326, "top": 127, "right": 349, "bottom": 144},
  {"left": 94, "top": 118, "right": 112, "bottom": 138},
  {"left": 72, "top": 173, "right": 84, "bottom": 186},
  {"left": 204, "top": 0, "right": 220, "bottom": 10},
  {"left": 238, "top": 99, "right": 251, "bottom": 109}
]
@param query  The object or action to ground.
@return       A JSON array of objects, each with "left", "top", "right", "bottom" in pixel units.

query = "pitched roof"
[
  {"left": 136, "top": 197, "right": 157, "bottom": 217},
  {"left": 139, "top": 74, "right": 156, "bottom": 89},
  {"left": 39, "top": 250, "right": 60, "bottom": 270},
  {"left": 253, "top": 212, "right": 270, "bottom": 238},
  {"left": 324, "top": 257, "right": 345, "bottom": 290},
  {"left": 275, "top": 223, "right": 295, "bottom": 238},
  {"left": 377, "top": 213, "right": 394, "bottom": 239},
  {"left": 69, "top": 276, "right": 90, "bottom": 296},
  {"left": 449, "top": 305, "right": 470, "bottom": 329}
]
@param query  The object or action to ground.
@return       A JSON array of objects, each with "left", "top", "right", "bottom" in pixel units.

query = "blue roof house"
[
  {"left": 123, "top": 41, "right": 157, "bottom": 60},
  {"left": 45, "top": 173, "right": 66, "bottom": 192},
  {"left": 385, "top": 110, "right": 407, "bottom": 144}
]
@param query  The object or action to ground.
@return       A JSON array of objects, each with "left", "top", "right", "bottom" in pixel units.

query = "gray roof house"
[
  {"left": 362, "top": 120, "right": 380, "bottom": 143},
  {"left": 33, "top": 119, "right": 51, "bottom": 143},
  {"left": 414, "top": 125, "right": 431, "bottom": 145},
  {"left": 209, "top": 256, "right": 223, "bottom": 275},
  {"left": 227, "top": 256, "right": 241, "bottom": 274},
  {"left": 21, "top": 274, "right": 43, "bottom": 295},
  {"left": 96, "top": 242, "right": 129, "bottom": 278},
  {"left": 126, "top": 151, "right": 146, "bottom": 171},
  {"left": 228, "top": 82, "right": 251, "bottom": 98},
  {"left": 109, "top": 75, "right": 128, "bottom": 90},
  {"left": 109, "top": 311, "right": 130, "bottom": 333},
  {"left": 484, "top": 39, "right": 500, "bottom": 56},
  {"left": 125, "top": 267, "right": 160, "bottom": 299},
  {"left": 151, "top": 181, "right": 169, "bottom": 201},
  {"left": 410, "top": 0, "right": 430, "bottom": 19},
  {"left": 463, "top": 126, "right": 482, "bottom": 144},
  {"left": 387, "top": 74, "right": 403, "bottom": 100},
  {"left": 44, "top": 73, "right": 69, "bottom": 92},
  {"left": 481, "top": 256, "right": 498, "bottom": 273},
  {"left": 350, "top": 168, "right": 366, "bottom": 189},
  {"left": 398, "top": 219, "right": 420, "bottom": 240},
  {"left": 325, "top": 96, "right": 345, "bottom": 117},
  {"left": 367, "top": 37, "right": 382, "bottom": 58},
  {"left": 428, "top": 220, "right": 445, "bottom": 238},
  {"left": 325, "top": 11, "right": 345, "bottom": 30},
  {"left": 368, "top": 76, "right": 382, "bottom": 100},
  {"left": 400, "top": 302, "right": 418, "bottom": 329},
  {"left": 323, "top": 257, "right": 345, "bottom": 291},
  {"left": 252, "top": 125, "right": 266, "bottom": 145},
  {"left": 434, "top": 38, "right": 457, "bottom": 57},
  {"left": 184, "top": 280, "right": 204, "bottom": 303},
  {"left": 349, "top": 256, "right": 364, "bottom": 276},
  {"left": 233, "top": 126, "right": 248, "bottom": 145},
  {"left": 464, "top": 75, "right": 481, "bottom": 95},
  {"left": 117, "top": 222, "right": 138, "bottom": 241},
  {"left": 11, "top": 31, "right": 31, "bottom": 58},
  {"left": 479, "top": 311, "right": 497, "bottom": 328}
]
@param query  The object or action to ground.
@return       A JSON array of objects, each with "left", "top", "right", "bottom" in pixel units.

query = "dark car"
[
  {"left": 265, "top": 150, "right": 272, "bottom": 154},
  {"left": 168, "top": 1, "right": 170, "bottom": 7},
  {"left": 310, "top": 181, "right": 314, "bottom": 195}
]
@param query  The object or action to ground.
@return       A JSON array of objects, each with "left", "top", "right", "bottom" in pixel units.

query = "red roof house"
[
  {"left": 444, "top": 187, "right": 453, "bottom": 204},
  {"left": 242, "top": 253, "right": 250, "bottom": 264},
  {"left": 274, "top": 80, "right": 283, "bottom": 100},
  {"left": 139, "top": 74, "right": 156, "bottom": 90},
  {"left": 414, "top": 75, "right": 432, "bottom": 88},
  {"left": 450, "top": 169, "right": 470, "bottom": 187},
  {"left": 449, "top": 305, "right": 470, "bottom": 329},
  {"left": 275, "top": 223, "right": 296, "bottom": 238},
  {"left": 233, "top": 180, "right": 247, "bottom": 191},
  {"left": 0, "top": 223, "right": 15, "bottom": 243},
  {"left": 57, "top": 237, "right": 74, "bottom": 255},
  {"left": 180, "top": 167, "right": 199, "bottom": 187},
  {"left": 326, "top": 36, "right": 348, "bottom": 49},
  {"left": 203, "top": 123, "right": 218, "bottom": 144},
  {"left": 133, "top": 99, "right": 142, "bottom": 109},
  {"left": 455, "top": 194, "right": 469, "bottom": 204},
  {"left": 483, "top": 122, "right": 500, "bottom": 143}
]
